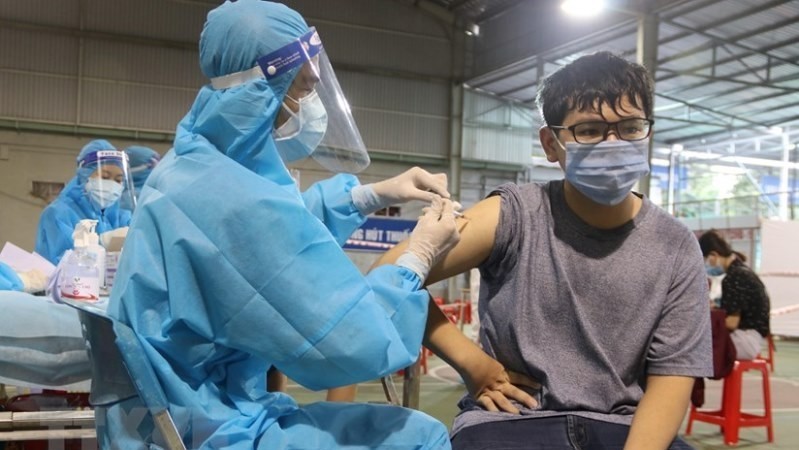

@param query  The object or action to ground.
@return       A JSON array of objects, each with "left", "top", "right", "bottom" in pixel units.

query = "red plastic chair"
[
  {"left": 759, "top": 335, "right": 775, "bottom": 373},
  {"left": 686, "top": 359, "right": 774, "bottom": 446}
]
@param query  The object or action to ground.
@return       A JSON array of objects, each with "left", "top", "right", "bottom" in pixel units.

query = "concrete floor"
[{"left": 288, "top": 337, "right": 799, "bottom": 449}]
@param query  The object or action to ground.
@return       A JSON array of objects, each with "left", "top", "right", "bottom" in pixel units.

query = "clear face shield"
[
  {"left": 211, "top": 27, "right": 370, "bottom": 173},
  {"left": 78, "top": 150, "right": 136, "bottom": 211}
]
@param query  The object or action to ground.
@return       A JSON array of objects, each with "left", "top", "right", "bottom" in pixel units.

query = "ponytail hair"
[{"left": 698, "top": 229, "right": 747, "bottom": 263}]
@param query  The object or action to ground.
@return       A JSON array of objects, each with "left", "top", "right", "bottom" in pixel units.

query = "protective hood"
[{"left": 176, "top": 0, "right": 307, "bottom": 188}]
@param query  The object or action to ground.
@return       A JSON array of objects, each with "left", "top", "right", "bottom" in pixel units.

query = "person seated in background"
[
  {"left": 120, "top": 145, "right": 161, "bottom": 211},
  {"left": 99, "top": 1, "right": 532, "bottom": 448},
  {"left": 35, "top": 140, "right": 134, "bottom": 264},
  {"left": 0, "top": 261, "right": 47, "bottom": 293},
  {"left": 699, "top": 229, "right": 771, "bottom": 360},
  {"left": 375, "top": 52, "right": 712, "bottom": 450}
]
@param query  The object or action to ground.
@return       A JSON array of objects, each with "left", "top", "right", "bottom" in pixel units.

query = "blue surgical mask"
[
  {"left": 273, "top": 90, "right": 328, "bottom": 163},
  {"left": 563, "top": 139, "right": 650, "bottom": 206},
  {"left": 705, "top": 264, "right": 725, "bottom": 277},
  {"left": 84, "top": 177, "right": 124, "bottom": 209}
]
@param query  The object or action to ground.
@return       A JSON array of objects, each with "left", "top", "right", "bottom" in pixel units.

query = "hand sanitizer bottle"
[{"left": 59, "top": 220, "right": 104, "bottom": 301}]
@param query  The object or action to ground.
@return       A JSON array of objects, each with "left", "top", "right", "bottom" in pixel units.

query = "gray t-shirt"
[{"left": 452, "top": 181, "right": 713, "bottom": 435}]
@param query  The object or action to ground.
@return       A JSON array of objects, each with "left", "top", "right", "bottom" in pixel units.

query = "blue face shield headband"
[
  {"left": 210, "top": 27, "right": 369, "bottom": 174},
  {"left": 78, "top": 150, "right": 126, "bottom": 171}
]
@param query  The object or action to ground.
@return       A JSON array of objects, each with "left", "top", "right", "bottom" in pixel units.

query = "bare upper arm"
[
  {"left": 371, "top": 196, "right": 501, "bottom": 285},
  {"left": 725, "top": 312, "right": 741, "bottom": 331}
]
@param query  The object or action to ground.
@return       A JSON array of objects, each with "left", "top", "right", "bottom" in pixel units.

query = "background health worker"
[
  {"left": 120, "top": 145, "right": 161, "bottom": 211},
  {"left": 35, "top": 139, "right": 134, "bottom": 264},
  {"left": 104, "top": 1, "right": 461, "bottom": 448}
]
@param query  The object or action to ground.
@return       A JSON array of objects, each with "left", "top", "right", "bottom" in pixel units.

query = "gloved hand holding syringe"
[{"left": 394, "top": 197, "right": 463, "bottom": 282}]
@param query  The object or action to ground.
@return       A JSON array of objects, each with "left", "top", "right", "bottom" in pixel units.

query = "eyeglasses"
[{"left": 549, "top": 118, "right": 654, "bottom": 144}]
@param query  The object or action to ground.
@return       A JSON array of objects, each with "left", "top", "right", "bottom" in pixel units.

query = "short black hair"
[{"left": 536, "top": 51, "right": 654, "bottom": 127}]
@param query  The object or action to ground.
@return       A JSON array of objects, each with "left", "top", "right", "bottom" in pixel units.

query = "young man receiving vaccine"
[{"left": 376, "top": 52, "right": 712, "bottom": 449}]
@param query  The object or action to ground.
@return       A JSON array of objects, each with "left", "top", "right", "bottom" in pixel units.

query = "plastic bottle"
[
  {"left": 59, "top": 247, "right": 99, "bottom": 301},
  {"left": 59, "top": 220, "right": 105, "bottom": 301},
  {"left": 79, "top": 220, "right": 106, "bottom": 289}
]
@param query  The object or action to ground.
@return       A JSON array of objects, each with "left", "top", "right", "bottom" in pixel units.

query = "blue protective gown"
[
  {"left": 102, "top": 0, "right": 449, "bottom": 449},
  {"left": 102, "top": 144, "right": 449, "bottom": 449},
  {"left": 101, "top": 3, "right": 449, "bottom": 447},
  {"left": 35, "top": 177, "right": 131, "bottom": 264},
  {"left": 0, "top": 262, "right": 24, "bottom": 291}
]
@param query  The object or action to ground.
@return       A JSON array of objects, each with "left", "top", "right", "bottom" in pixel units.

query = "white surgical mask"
[
  {"left": 564, "top": 139, "right": 650, "bottom": 206},
  {"left": 273, "top": 90, "right": 328, "bottom": 163},
  {"left": 84, "top": 178, "right": 124, "bottom": 209}
]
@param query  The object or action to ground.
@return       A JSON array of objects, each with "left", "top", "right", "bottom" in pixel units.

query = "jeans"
[{"left": 451, "top": 415, "right": 694, "bottom": 450}]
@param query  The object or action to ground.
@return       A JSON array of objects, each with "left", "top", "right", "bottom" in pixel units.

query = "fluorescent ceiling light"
[{"left": 561, "top": 0, "right": 606, "bottom": 18}]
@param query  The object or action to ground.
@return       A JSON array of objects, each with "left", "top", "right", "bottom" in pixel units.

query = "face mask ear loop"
[
  {"left": 274, "top": 97, "right": 303, "bottom": 141},
  {"left": 279, "top": 94, "right": 302, "bottom": 124},
  {"left": 280, "top": 101, "right": 298, "bottom": 119}
]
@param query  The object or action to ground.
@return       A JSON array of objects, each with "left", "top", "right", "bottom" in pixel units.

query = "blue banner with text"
[{"left": 344, "top": 217, "right": 417, "bottom": 252}]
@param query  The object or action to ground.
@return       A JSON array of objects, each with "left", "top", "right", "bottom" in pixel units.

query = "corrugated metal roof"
[{"left": 466, "top": 0, "right": 799, "bottom": 163}]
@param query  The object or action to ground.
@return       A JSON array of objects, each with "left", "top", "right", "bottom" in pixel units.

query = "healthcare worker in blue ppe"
[
  {"left": 35, "top": 140, "right": 135, "bottom": 264},
  {"left": 103, "top": 1, "right": 462, "bottom": 449},
  {"left": 119, "top": 145, "right": 161, "bottom": 211}
]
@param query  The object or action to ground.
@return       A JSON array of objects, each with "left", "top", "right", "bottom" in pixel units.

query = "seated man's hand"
[{"left": 463, "top": 357, "right": 540, "bottom": 414}]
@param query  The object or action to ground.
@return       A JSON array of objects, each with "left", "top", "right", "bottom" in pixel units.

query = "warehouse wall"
[{"left": 0, "top": 0, "right": 534, "bottom": 251}]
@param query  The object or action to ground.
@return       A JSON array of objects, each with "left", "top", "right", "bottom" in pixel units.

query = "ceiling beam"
[
  {"left": 656, "top": 92, "right": 768, "bottom": 128},
  {"left": 657, "top": 35, "right": 799, "bottom": 101},
  {"left": 449, "top": 0, "right": 473, "bottom": 11},
  {"left": 766, "top": 113, "right": 799, "bottom": 128},
  {"left": 660, "top": 17, "right": 799, "bottom": 71},
  {"left": 658, "top": 36, "right": 799, "bottom": 86},
  {"left": 657, "top": 68, "right": 799, "bottom": 93},
  {"left": 654, "top": 0, "right": 791, "bottom": 59},
  {"left": 483, "top": 0, "right": 798, "bottom": 102},
  {"left": 654, "top": 116, "right": 731, "bottom": 129},
  {"left": 703, "top": 90, "right": 797, "bottom": 113},
  {"left": 469, "top": 0, "right": 790, "bottom": 90},
  {"left": 468, "top": 22, "right": 636, "bottom": 87},
  {"left": 666, "top": 126, "right": 758, "bottom": 145}
]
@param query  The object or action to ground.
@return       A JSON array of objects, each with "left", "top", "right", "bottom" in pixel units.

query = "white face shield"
[
  {"left": 210, "top": 27, "right": 370, "bottom": 174},
  {"left": 78, "top": 150, "right": 136, "bottom": 211}
]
